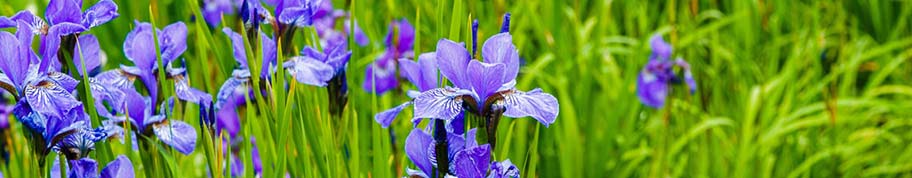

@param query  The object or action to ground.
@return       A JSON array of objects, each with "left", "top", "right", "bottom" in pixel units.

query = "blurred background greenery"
[{"left": 2, "top": 0, "right": 912, "bottom": 177}]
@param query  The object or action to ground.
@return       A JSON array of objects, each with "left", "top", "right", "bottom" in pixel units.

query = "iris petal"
[
  {"left": 284, "top": 56, "right": 335, "bottom": 86},
  {"left": 636, "top": 70, "right": 668, "bottom": 108},
  {"left": 46, "top": 0, "right": 82, "bottom": 25},
  {"left": 481, "top": 33, "right": 520, "bottom": 84},
  {"left": 101, "top": 155, "right": 134, "bottom": 178},
  {"left": 68, "top": 158, "right": 99, "bottom": 178},
  {"left": 405, "top": 128, "right": 434, "bottom": 176},
  {"left": 467, "top": 60, "right": 506, "bottom": 102},
  {"left": 501, "top": 88, "right": 559, "bottom": 127},
  {"left": 413, "top": 87, "right": 471, "bottom": 121},
  {"left": 435, "top": 39, "right": 471, "bottom": 89},
  {"left": 81, "top": 0, "right": 119, "bottom": 28},
  {"left": 73, "top": 35, "right": 101, "bottom": 76},
  {"left": 453, "top": 144, "right": 491, "bottom": 178},
  {"left": 152, "top": 120, "right": 198, "bottom": 155},
  {"left": 374, "top": 102, "right": 410, "bottom": 128},
  {"left": 159, "top": 22, "right": 188, "bottom": 64},
  {"left": 123, "top": 22, "right": 157, "bottom": 71}
]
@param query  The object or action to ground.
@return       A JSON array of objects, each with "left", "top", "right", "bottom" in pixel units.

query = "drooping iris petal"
[
  {"left": 481, "top": 33, "right": 520, "bottom": 84},
  {"left": 398, "top": 53, "right": 438, "bottom": 92},
  {"left": 452, "top": 144, "right": 491, "bottom": 178},
  {"left": 46, "top": 0, "right": 82, "bottom": 25},
  {"left": 636, "top": 70, "right": 668, "bottom": 108},
  {"left": 123, "top": 22, "right": 157, "bottom": 71},
  {"left": 501, "top": 88, "right": 559, "bottom": 127},
  {"left": 0, "top": 32, "right": 27, "bottom": 90},
  {"left": 90, "top": 79, "right": 126, "bottom": 117},
  {"left": 173, "top": 75, "right": 213, "bottom": 109},
  {"left": 277, "top": 6, "right": 314, "bottom": 27},
  {"left": 100, "top": 155, "right": 134, "bottom": 178},
  {"left": 48, "top": 72, "right": 79, "bottom": 92},
  {"left": 413, "top": 87, "right": 472, "bottom": 121},
  {"left": 25, "top": 79, "right": 82, "bottom": 119},
  {"left": 435, "top": 39, "right": 471, "bottom": 89},
  {"left": 94, "top": 68, "right": 136, "bottom": 90},
  {"left": 73, "top": 35, "right": 101, "bottom": 76},
  {"left": 68, "top": 158, "right": 98, "bottom": 178},
  {"left": 467, "top": 60, "right": 506, "bottom": 102},
  {"left": 405, "top": 128, "right": 434, "bottom": 176},
  {"left": 215, "top": 70, "right": 250, "bottom": 109},
  {"left": 284, "top": 56, "right": 335, "bottom": 86},
  {"left": 374, "top": 102, "right": 410, "bottom": 128},
  {"left": 81, "top": 0, "right": 119, "bottom": 28},
  {"left": 159, "top": 22, "right": 188, "bottom": 64},
  {"left": 152, "top": 120, "right": 198, "bottom": 155},
  {"left": 488, "top": 159, "right": 520, "bottom": 178},
  {"left": 7, "top": 11, "right": 46, "bottom": 35},
  {"left": 362, "top": 54, "right": 398, "bottom": 94}
]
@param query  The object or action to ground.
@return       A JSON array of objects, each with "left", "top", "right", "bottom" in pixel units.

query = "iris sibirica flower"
[
  {"left": 362, "top": 19, "right": 416, "bottom": 94},
  {"left": 113, "top": 21, "right": 212, "bottom": 109},
  {"left": 0, "top": 0, "right": 118, "bottom": 73},
  {"left": 412, "top": 14, "right": 559, "bottom": 148},
  {"left": 636, "top": 35, "right": 697, "bottom": 108},
  {"left": 405, "top": 127, "right": 520, "bottom": 178},
  {"left": 374, "top": 52, "right": 438, "bottom": 128},
  {"left": 51, "top": 155, "right": 134, "bottom": 178},
  {"left": 283, "top": 40, "right": 352, "bottom": 116}
]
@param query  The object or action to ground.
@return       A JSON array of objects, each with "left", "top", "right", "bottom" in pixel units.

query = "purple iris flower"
[
  {"left": 51, "top": 155, "right": 134, "bottom": 178},
  {"left": 411, "top": 15, "right": 559, "bottom": 148},
  {"left": 636, "top": 35, "right": 697, "bottom": 108},
  {"left": 54, "top": 122, "right": 120, "bottom": 160},
  {"left": 117, "top": 21, "right": 212, "bottom": 109},
  {"left": 0, "top": 22, "right": 89, "bottom": 162},
  {"left": 0, "top": 0, "right": 118, "bottom": 72},
  {"left": 373, "top": 53, "right": 437, "bottom": 128},
  {"left": 283, "top": 40, "right": 350, "bottom": 87},
  {"left": 362, "top": 19, "right": 415, "bottom": 94},
  {"left": 404, "top": 127, "right": 519, "bottom": 177},
  {"left": 103, "top": 89, "right": 198, "bottom": 155},
  {"left": 283, "top": 40, "right": 352, "bottom": 115}
]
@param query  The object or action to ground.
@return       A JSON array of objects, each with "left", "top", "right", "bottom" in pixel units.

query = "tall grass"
[{"left": 1, "top": 0, "right": 911, "bottom": 177}]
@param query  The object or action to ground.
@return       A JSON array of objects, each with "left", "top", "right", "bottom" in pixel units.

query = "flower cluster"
[{"left": 374, "top": 13, "right": 554, "bottom": 178}]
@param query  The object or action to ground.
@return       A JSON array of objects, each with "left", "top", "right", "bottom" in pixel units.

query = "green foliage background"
[{"left": 1, "top": 0, "right": 911, "bottom": 177}]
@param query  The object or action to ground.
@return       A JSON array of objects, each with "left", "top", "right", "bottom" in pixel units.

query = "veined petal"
[
  {"left": 215, "top": 70, "right": 249, "bottom": 110},
  {"left": 123, "top": 21, "right": 157, "bottom": 71},
  {"left": 48, "top": 72, "right": 79, "bottom": 92},
  {"left": 25, "top": 79, "right": 81, "bottom": 119},
  {"left": 453, "top": 144, "right": 491, "bottom": 178},
  {"left": 413, "top": 87, "right": 471, "bottom": 121},
  {"left": 46, "top": 0, "right": 82, "bottom": 25},
  {"left": 94, "top": 69, "right": 136, "bottom": 90},
  {"left": 90, "top": 80, "right": 126, "bottom": 116},
  {"left": 488, "top": 159, "right": 520, "bottom": 178},
  {"left": 405, "top": 128, "right": 434, "bottom": 176},
  {"left": 159, "top": 22, "right": 188, "bottom": 64},
  {"left": 375, "top": 102, "right": 410, "bottom": 128},
  {"left": 637, "top": 70, "right": 668, "bottom": 108},
  {"left": 67, "top": 158, "right": 99, "bottom": 178},
  {"left": 173, "top": 75, "right": 213, "bottom": 109},
  {"left": 73, "top": 35, "right": 101, "bottom": 76},
  {"left": 501, "top": 88, "right": 559, "bottom": 127},
  {"left": 277, "top": 7, "right": 314, "bottom": 27},
  {"left": 9, "top": 11, "right": 47, "bottom": 34},
  {"left": 481, "top": 33, "right": 520, "bottom": 83},
  {"left": 284, "top": 56, "right": 334, "bottom": 86},
  {"left": 82, "top": 0, "right": 119, "bottom": 28},
  {"left": 152, "top": 120, "right": 198, "bottom": 155},
  {"left": 435, "top": 39, "right": 471, "bottom": 89},
  {"left": 467, "top": 60, "right": 506, "bottom": 101},
  {"left": 101, "top": 155, "right": 134, "bottom": 178}
]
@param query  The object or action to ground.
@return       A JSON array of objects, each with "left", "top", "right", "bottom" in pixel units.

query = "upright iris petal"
[{"left": 363, "top": 19, "right": 416, "bottom": 94}]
